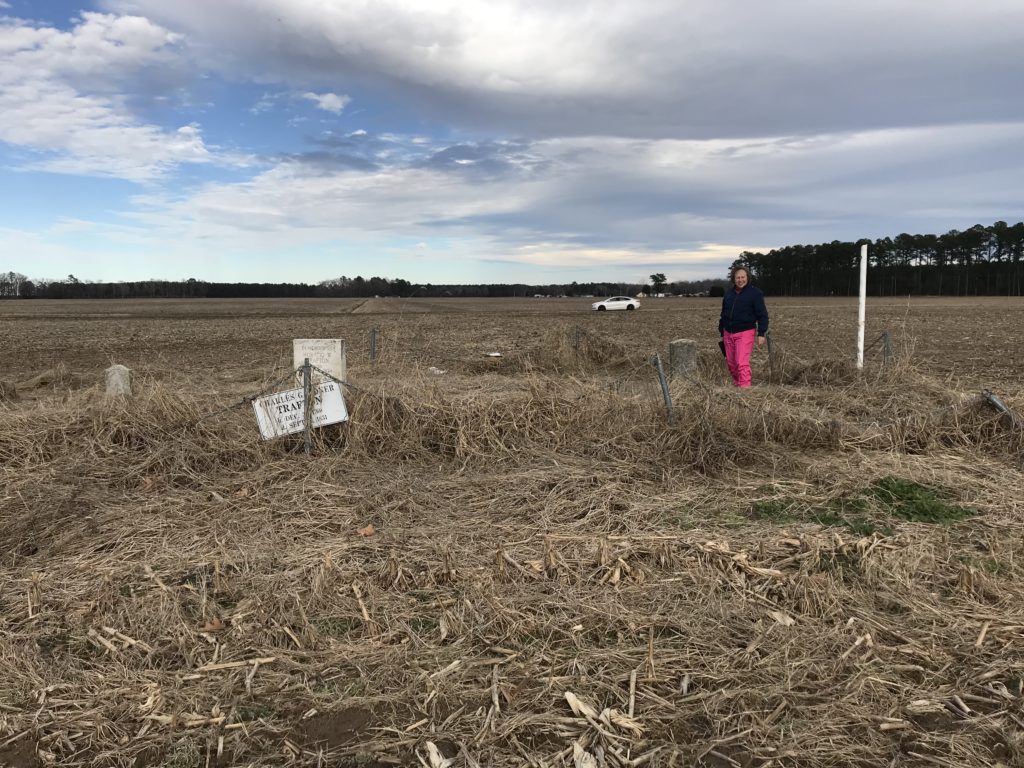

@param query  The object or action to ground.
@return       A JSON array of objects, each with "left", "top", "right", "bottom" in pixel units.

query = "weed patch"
[
  {"left": 868, "top": 477, "right": 975, "bottom": 524},
  {"left": 751, "top": 498, "right": 799, "bottom": 522}
]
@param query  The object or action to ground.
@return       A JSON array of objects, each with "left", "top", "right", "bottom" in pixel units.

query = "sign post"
[
  {"left": 857, "top": 244, "right": 868, "bottom": 369},
  {"left": 302, "top": 358, "right": 312, "bottom": 455}
]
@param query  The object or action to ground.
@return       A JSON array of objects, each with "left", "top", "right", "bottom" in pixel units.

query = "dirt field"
[
  {"left": 1, "top": 297, "right": 1022, "bottom": 768},
  {"left": 1, "top": 296, "right": 1022, "bottom": 386}
]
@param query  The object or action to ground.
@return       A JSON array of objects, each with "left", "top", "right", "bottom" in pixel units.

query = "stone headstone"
[
  {"left": 293, "top": 339, "right": 346, "bottom": 383},
  {"left": 104, "top": 364, "right": 132, "bottom": 397},
  {"left": 668, "top": 339, "right": 698, "bottom": 378}
]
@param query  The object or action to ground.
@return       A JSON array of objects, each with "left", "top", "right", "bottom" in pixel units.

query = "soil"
[
  {"left": 0, "top": 296, "right": 1021, "bottom": 387},
  {"left": 0, "top": 740, "right": 39, "bottom": 768},
  {"left": 294, "top": 707, "right": 374, "bottom": 749}
]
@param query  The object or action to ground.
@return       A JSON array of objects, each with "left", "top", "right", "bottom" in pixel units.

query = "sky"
[{"left": 1, "top": 1, "right": 1022, "bottom": 285}]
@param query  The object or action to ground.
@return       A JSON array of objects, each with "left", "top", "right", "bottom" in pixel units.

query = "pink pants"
[{"left": 723, "top": 329, "right": 756, "bottom": 387}]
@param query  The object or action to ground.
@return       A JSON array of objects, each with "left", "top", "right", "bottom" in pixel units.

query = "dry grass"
[{"left": 2, "top": 317, "right": 1023, "bottom": 768}]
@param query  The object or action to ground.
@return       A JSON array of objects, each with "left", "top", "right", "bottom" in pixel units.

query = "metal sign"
[{"left": 252, "top": 381, "right": 348, "bottom": 440}]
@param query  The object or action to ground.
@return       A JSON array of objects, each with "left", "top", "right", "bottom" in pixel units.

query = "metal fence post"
[
  {"left": 302, "top": 357, "right": 312, "bottom": 456},
  {"left": 765, "top": 331, "right": 775, "bottom": 382},
  {"left": 370, "top": 327, "right": 378, "bottom": 366},
  {"left": 882, "top": 330, "right": 893, "bottom": 368},
  {"left": 652, "top": 354, "right": 673, "bottom": 420},
  {"left": 983, "top": 390, "right": 1023, "bottom": 429}
]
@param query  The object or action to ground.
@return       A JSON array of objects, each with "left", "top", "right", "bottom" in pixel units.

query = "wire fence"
[{"left": 177, "top": 327, "right": 1020, "bottom": 458}]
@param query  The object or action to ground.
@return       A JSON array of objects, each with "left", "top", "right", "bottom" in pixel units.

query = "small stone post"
[
  {"left": 104, "top": 364, "right": 132, "bottom": 397},
  {"left": 668, "top": 339, "right": 698, "bottom": 379}
]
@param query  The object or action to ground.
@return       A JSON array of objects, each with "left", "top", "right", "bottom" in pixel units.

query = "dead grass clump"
[
  {"left": 768, "top": 337, "right": 921, "bottom": 389},
  {"left": 16, "top": 363, "right": 82, "bottom": 392},
  {"left": 778, "top": 356, "right": 862, "bottom": 386},
  {"left": 952, "top": 396, "right": 1024, "bottom": 460},
  {"left": 532, "top": 324, "right": 639, "bottom": 373},
  {"left": 0, "top": 379, "right": 16, "bottom": 403},
  {"left": 0, "top": 381, "right": 274, "bottom": 490},
  {"left": 2, "top": 356, "right": 1023, "bottom": 767},
  {"left": 341, "top": 378, "right": 673, "bottom": 469},
  {"left": 456, "top": 351, "right": 539, "bottom": 376}
]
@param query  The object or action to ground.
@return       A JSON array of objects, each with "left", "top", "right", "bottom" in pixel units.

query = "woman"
[{"left": 718, "top": 267, "right": 769, "bottom": 388}]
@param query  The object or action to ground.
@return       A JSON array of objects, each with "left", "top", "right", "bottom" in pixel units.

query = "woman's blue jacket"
[{"left": 719, "top": 285, "right": 769, "bottom": 336}]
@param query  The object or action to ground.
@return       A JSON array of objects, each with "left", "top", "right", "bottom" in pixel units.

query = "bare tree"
[{"left": 0, "top": 271, "right": 29, "bottom": 298}]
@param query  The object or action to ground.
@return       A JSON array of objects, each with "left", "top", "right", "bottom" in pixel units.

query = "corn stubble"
[{"left": 1, "top": 327, "right": 1023, "bottom": 768}]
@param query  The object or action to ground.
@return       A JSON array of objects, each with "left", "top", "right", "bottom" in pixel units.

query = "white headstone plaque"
[
  {"left": 293, "top": 338, "right": 346, "bottom": 383},
  {"left": 105, "top": 364, "right": 132, "bottom": 397},
  {"left": 252, "top": 381, "right": 348, "bottom": 440}
]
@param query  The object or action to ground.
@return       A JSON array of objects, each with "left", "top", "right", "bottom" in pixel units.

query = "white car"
[{"left": 591, "top": 296, "right": 640, "bottom": 311}]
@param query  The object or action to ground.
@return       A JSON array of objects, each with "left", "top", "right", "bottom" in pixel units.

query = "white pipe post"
[{"left": 857, "top": 244, "right": 868, "bottom": 369}]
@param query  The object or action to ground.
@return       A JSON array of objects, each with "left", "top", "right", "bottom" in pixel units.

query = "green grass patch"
[
  {"left": 164, "top": 740, "right": 202, "bottom": 768},
  {"left": 313, "top": 616, "right": 360, "bottom": 637},
  {"left": 751, "top": 498, "right": 799, "bottom": 522},
  {"left": 751, "top": 493, "right": 886, "bottom": 536},
  {"left": 236, "top": 702, "right": 276, "bottom": 721},
  {"left": 409, "top": 617, "right": 438, "bottom": 634},
  {"left": 811, "top": 508, "right": 890, "bottom": 537},
  {"left": 747, "top": 478, "right": 973, "bottom": 534},
  {"left": 868, "top": 477, "right": 974, "bottom": 524}
]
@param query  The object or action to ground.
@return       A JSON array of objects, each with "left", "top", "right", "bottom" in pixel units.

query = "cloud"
[
  {"left": 103, "top": 120, "right": 1024, "bottom": 277},
  {"left": 250, "top": 91, "right": 281, "bottom": 114},
  {"left": 484, "top": 243, "right": 754, "bottom": 274},
  {"left": 6, "top": 1, "right": 1022, "bottom": 284},
  {"left": 301, "top": 91, "right": 350, "bottom": 114},
  {"left": 104, "top": 0, "right": 1024, "bottom": 139},
  {"left": 0, "top": 12, "right": 216, "bottom": 180},
  {"left": 414, "top": 140, "right": 549, "bottom": 180}
]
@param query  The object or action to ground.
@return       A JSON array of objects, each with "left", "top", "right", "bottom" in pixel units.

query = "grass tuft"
[{"left": 868, "top": 477, "right": 975, "bottom": 524}]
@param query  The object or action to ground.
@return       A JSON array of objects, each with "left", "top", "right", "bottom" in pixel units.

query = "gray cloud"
[
  {"left": 104, "top": 0, "right": 1024, "bottom": 139},
  {"left": 278, "top": 150, "right": 379, "bottom": 172},
  {"left": 112, "top": 121, "right": 1024, "bottom": 266},
  {"left": 414, "top": 140, "right": 550, "bottom": 180}
]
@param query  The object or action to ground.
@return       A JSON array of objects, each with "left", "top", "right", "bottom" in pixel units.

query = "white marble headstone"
[
  {"left": 293, "top": 339, "right": 346, "bottom": 383},
  {"left": 104, "top": 364, "right": 132, "bottom": 397}
]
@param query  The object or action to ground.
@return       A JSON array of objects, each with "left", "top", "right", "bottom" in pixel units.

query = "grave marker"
[
  {"left": 252, "top": 381, "right": 348, "bottom": 440},
  {"left": 668, "top": 339, "right": 697, "bottom": 378},
  {"left": 293, "top": 339, "right": 346, "bottom": 383},
  {"left": 105, "top": 364, "right": 132, "bottom": 397}
]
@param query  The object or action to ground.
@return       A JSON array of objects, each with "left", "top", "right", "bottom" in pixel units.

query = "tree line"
[
  {"left": 4, "top": 221, "right": 1022, "bottom": 299},
  {"left": 0, "top": 272, "right": 722, "bottom": 300},
  {"left": 732, "top": 221, "right": 1024, "bottom": 296}
]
